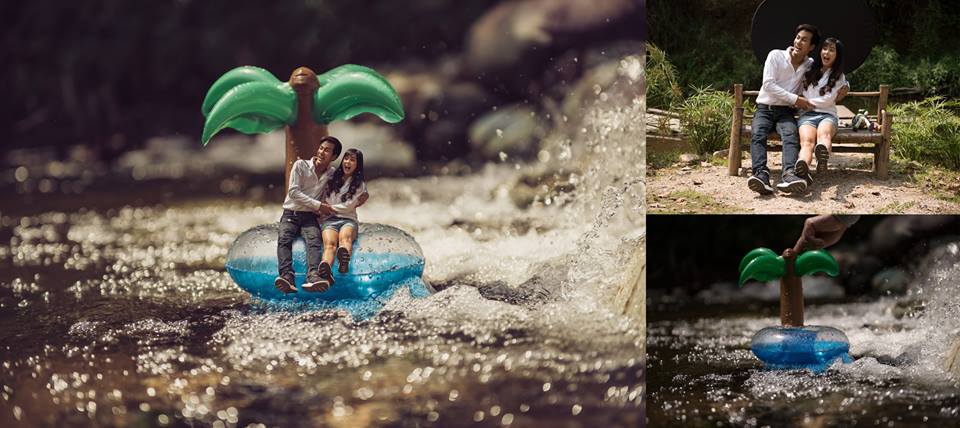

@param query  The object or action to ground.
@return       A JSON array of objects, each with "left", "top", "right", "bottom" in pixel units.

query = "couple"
[
  {"left": 748, "top": 24, "right": 849, "bottom": 195},
  {"left": 274, "top": 136, "right": 368, "bottom": 293}
]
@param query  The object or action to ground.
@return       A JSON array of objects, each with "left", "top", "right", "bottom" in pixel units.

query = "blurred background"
[
  {"left": 648, "top": 215, "right": 960, "bottom": 312},
  {"left": 3, "top": 0, "right": 644, "bottom": 213}
]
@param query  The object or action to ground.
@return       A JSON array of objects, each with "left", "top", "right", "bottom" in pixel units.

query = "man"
[
  {"left": 748, "top": 24, "right": 820, "bottom": 195},
  {"left": 274, "top": 136, "right": 342, "bottom": 294}
]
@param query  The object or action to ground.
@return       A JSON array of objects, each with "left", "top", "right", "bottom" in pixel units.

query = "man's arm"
[
  {"left": 288, "top": 160, "right": 323, "bottom": 211},
  {"left": 760, "top": 50, "right": 800, "bottom": 106}
]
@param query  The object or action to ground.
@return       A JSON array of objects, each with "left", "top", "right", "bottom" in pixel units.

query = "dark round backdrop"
[{"left": 751, "top": 0, "right": 877, "bottom": 73}]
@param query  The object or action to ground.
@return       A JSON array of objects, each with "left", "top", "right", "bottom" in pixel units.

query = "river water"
[
  {"left": 648, "top": 248, "right": 960, "bottom": 427},
  {"left": 0, "top": 61, "right": 645, "bottom": 427}
]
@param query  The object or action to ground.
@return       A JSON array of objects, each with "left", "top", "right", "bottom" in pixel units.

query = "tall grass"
[
  {"left": 678, "top": 87, "right": 734, "bottom": 155},
  {"left": 890, "top": 97, "right": 960, "bottom": 170},
  {"left": 646, "top": 43, "right": 683, "bottom": 109}
]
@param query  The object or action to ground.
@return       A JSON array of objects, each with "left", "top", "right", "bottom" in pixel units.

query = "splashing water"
[
  {"left": 649, "top": 242, "right": 960, "bottom": 426},
  {"left": 0, "top": 58, "right": 645, "bottom": 426}
]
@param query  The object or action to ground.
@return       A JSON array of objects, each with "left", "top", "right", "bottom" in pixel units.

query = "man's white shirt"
[
  {"left": 282, "top": 158, "right": 336, "bottom": 212},
  {"left": 756, "top": 47, "right": 814, "bottom": 107}
]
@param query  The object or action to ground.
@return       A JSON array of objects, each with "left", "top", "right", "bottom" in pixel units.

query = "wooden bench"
[{"left": 726, "top": 84, "right": 894, "bottom": 178}]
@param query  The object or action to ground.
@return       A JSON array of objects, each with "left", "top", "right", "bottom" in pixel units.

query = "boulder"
[
  {"left": 465, "top": 0, "right": 641, "bottom": 77},
  {"left": 468, "top": 104, "right": 548, "bottom": 160}
]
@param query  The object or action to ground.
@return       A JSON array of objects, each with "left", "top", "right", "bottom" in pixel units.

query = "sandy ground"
[{"left": 647, "top": 151, "right": 960, "bottom": 214}]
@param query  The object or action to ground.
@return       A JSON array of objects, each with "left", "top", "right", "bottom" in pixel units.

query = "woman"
[
  {"left": 315, "top": 149, "right": 367, "bottom": 289},
  {"left": 796, "top": 37, "right": 847, "bottom": 179}
]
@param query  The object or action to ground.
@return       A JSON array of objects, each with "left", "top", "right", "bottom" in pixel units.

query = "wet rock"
[
  {"left": 870, "top": 267, "right": 910, "bottom": 295},
  {"left": 416, "top": 82, "right": 501, "bottom": 161},
  {"left": 945, "top": 335, "right": 960, "bottom": 376},
  {"left": 468, "top": 104, "right": 548, "bottom": 160},
  {"left": 465, "top": 0, "right": 641, "bottom": 81},
  {"left": 560, "top": 50, "right": 644, "bottom": 127},
  {"left": 508, "top": 168, "right": 577, "bottom": 208}
]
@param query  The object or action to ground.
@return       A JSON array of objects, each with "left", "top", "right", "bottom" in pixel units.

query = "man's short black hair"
[
  {"left": 795, "top": 24, "right": 821, "bottom": 46},
  {"left": 318, "top": 136, "right": 342, "bottom": 158}
]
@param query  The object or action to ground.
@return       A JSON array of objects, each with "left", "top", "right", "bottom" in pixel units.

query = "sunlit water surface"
[
  {"left": 649, "top": 250, "right": 960, "bottom": 427},
  {"left": 0, "top": 62, "right": 645, "bottom": 427}
]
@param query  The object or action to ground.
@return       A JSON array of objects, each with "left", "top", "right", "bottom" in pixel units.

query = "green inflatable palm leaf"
[
  {"left": 738, "top": 247, "right": 778, "bottom": 274},
  {"left": 739, "top": 252, "right": 785, "bottom": 287},
  {"left": 795, "top": 250, "right": 839, "bottom": 277},
  {"left": 312, "top": 65, "right": 405, "bottom": 124},
  {"left": 201, "top": 82, "right": 296, "bottom": 145},
  {"left": 201, "top": 66, "right": 282, "bottom": 117}
]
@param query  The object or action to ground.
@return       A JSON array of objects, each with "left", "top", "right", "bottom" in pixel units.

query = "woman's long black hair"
[
  {"left": 322, "top": 148, "right": 364, "bottom": 202},
  {"left": 803, "top": 37, "right": 845, "bottom": 96}
]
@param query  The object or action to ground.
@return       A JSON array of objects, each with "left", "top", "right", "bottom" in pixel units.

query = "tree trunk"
[
  {"left": 283, "top": 87, "right": 328, "bottom": 194},
  {"left": 779, "top": 250, "right": 804, "bottom": 326}
]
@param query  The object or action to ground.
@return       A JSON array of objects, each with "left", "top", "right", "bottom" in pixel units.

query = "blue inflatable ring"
[
  {"left": 225, "top": 223, "right": 434, "bottom": 318},
  {"left": 751, "top": 325, "right": 853, "bottom": 372}
]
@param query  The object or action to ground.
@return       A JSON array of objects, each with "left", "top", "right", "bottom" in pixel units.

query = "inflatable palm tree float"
[
  {"left": 739, "top": 247, "right": 852, "bottom": 371},
  {"left": 201, "top": 66, "right": 433, "bottom": 319},
  {"left": 200, "top": 64, "right": 404, "bottom": 189}
]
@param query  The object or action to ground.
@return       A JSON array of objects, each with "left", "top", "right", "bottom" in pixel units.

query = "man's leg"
[
  {"left": 748, "top": 106, "right": 777, "bottom": 194},
  {"left": 749, "top": 107, "right": 776, "bottom": 177},
  {"left": 276, "top": 210, "right": 300, "bottom": 293},
  {"left": 777, "top": 111, "right": 800, "bottom": 178},
  {"left": 775, "top": 111, "right": 807, "bottom": 193},
  {"left": 299, "top": 213, "right": 326, "bottom": 292}
]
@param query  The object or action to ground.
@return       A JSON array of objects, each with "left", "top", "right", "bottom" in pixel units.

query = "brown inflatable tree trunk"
[
  {"left": 283, "top": 67, "right": 329, "bottom": 193},
  {"left": 779, "top": 249, "right": 804, "bottom": 326}
]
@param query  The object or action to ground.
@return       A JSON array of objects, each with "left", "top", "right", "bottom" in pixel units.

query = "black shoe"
[
  {"left": 302, "top": 269, "right": 329, "bottom": 293},
  {"left": 748, "top": 173, "right": 774, "bottom": 195},
  {"left": 815, "top": 144, "right": 829, "bottom": 173},
  {"left": 274, "top": 272, "right": 297, "bottom": 294},
  {"left": 795, "top": 159, "right": 810, "bottom": 177},
  {"left": 336, "top": 247, "right": 351, "bottom": 274},
  {"left": 318, "top": 261, "right": 336, "bottom": 286},
  {"left": 795, "top": 160, "right": 814, "bottom": 186},
  {"left": 776, "top": 173, "right": 808, "bottom": 194}
]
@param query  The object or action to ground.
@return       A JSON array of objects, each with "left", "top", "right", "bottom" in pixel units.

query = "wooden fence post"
[{"left": 727, "top": 84, "right": 744, "bottom": 176}]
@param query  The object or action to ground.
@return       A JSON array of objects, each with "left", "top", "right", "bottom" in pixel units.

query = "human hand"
[
  {"left": 795, "top": 97, "right": 814, "bottom": 110},
  {"left": 317, "top": 203, "right": 334, "bottom": 216},
  {"left": 793, "top": 215, "right": 848, "bottom": 253},
  {"left": 837, "top": 84, "right": 849, "bottom": 102},
  {"left": 357, "top": 192, "right": 369, "bottom": 207}
]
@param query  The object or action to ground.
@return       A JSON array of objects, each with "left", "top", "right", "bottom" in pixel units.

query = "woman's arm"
[{"left": 330, "top": 182, "right": 368, "bottom": 215}]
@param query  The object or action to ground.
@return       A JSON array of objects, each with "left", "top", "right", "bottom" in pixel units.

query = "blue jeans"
[
  {"left": 750, "top": 104, "right": 800, "bottom": 178},
  {"left": 277, "top": 209, "right": 322, "bottom": 276}
]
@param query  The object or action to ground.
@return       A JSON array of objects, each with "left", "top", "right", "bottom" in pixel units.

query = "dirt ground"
[{"left": 647, "top": 151, "right": 960, "bottom": 214}]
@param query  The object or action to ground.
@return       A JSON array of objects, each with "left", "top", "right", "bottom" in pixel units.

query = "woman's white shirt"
[
  {"left": 802, "top": 69, "right": 848, "bottom": 117},
  {"left": 323, "top": 177, "right": 367, "bottom": 222}
]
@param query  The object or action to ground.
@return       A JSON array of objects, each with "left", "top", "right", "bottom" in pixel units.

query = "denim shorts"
[
  {"left": 322, "top": 216, "right": 358, "bottom": 232},
  {"left": 798, "top": 111, "right": 839, "bottom": 129}
]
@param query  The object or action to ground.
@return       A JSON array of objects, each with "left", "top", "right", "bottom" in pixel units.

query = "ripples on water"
[
  {"left": 0, "top": 59, "right": 645, "bottom": 426},
  {"left": 649, "top": 248, "right": 960, "bottom": 427}
]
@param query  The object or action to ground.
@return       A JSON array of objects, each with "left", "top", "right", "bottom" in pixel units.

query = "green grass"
[
  {"left": 873, "top": 200, "right": 917, "bottom": 214},
  {"left": 648, "top": 190, "right": 741, "bottom": 214},
  {"left": 647, "top": 149, "right": 684, "bottom": 169},
  {"left": 889, "top": 97, "right": 960, "bottom": 169}
]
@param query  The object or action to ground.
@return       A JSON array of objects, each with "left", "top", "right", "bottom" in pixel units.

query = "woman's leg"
[
  {"left": 798, "top": 124, "right": 817, "bottom": 166},
  {"left": 336, "top": 225, "right": 357, "bottom": 273},
  {"left": 321, "top": 228, "right": 339, "bottom": 267},
  {"left": 817, "top": 121, "right": 836, "bottom": 153},
  {"left": 338, "top": 225, "right": 356, "bottom": 254}
]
